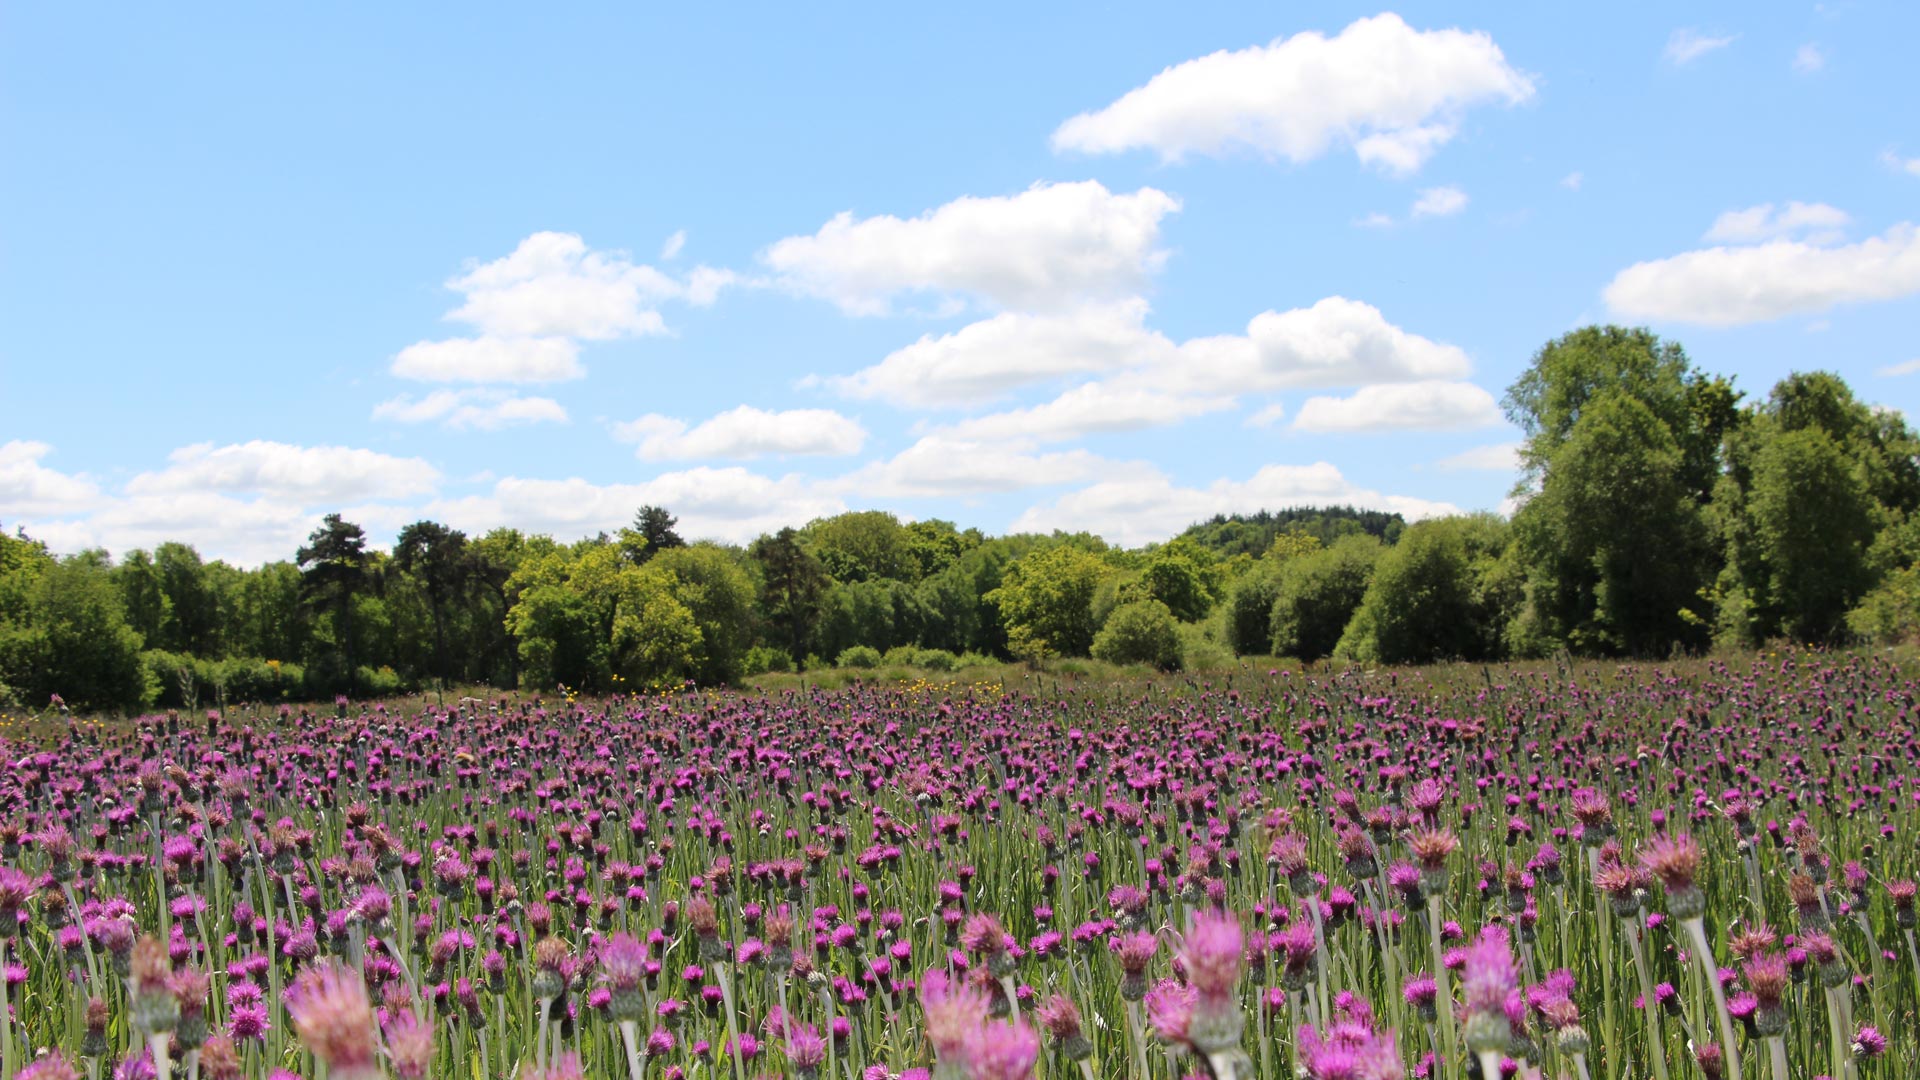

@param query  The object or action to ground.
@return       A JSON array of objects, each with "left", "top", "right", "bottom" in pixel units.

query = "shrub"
[
  {"left": 913, "top": 648, "right": 960, "bottom": 672},
  {"left": 835, "top": 645, "right": 882, "bottom": 670},
  {"left": 1091, "top": 599, "right": 1184, "bottom": 671},
  {"left": 741, "top": 646, "right": 794, "bottom": 676},
  {"left": 1269, "top": 535, "right": 1382, "bottom": 662}
]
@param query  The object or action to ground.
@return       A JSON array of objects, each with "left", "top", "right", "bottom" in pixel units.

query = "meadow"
[{"left": 0, "top": 649, "right": 1914, "bottom": 1080}]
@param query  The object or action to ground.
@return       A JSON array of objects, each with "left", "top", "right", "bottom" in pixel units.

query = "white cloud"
[
  {"left": 762, "top": 181, "right": 1179, "bottom": 315},
  {"left": 1433, "top": 442, "right": 1521, "bottom": 471},
  {"left": 1884, "top": 151, "right": 1920, "bottom": 178},
  {"left": 613, "top": 406, "right": 868, "bottom": 460},
  {"left": 24, "top": 493, "right": 335, "bottom": 568},
  {"left": 1604, "top": 222, "right": 1920, "bottom": 325},
  {"left": 1793, "top": 43, "right": 1826, "bottom": 73},
  {"left": 1011, "top": 463, "right": 1460, "bottom": 547},
  {"left": 1163, "top": 297, "right": 1475, "bottom": 394},
  {"left": 824, "top": 295, "right": 1473, "bottom": 411},
  {"left": 832, "top": 437, "right": 1114, "bottom": 499},
  {"left": 1052, "top": 14, "right": 1532, "bottom": 175},
  {"left": 372, "top": 389, "right": 569, "bottom": 430},
  {"left": 1879, "top": 359, "right": 1920, "bottom": 377},
  {"left": 1292, "top": 381, "right": 1503, "bottom": 432},
  {"left": 1356, "top": 212, "right": 1397, "bottom": 229},
  {"left": 392, "top": 336, "right": 584, "bottom": 383},
  {"left": 1665, "top": 29, "right": 1736, "bottom": 65},
  {"left": 1411, "top": 185, "right": 1469, "bottom": 218},
  {"left": 660, "top": 230, "right": 687, "bottom": 260},
  {"left": 1704, "top": 201, "right": 1849, "bottom": 244},
  {"left": 1561, "top": 171, "right": 1583, "bottom": 191},
  {"left": 445, "top": 231, "right": 723, "bottom": 340},
  {"left": 0, "top": 441, "right": 101, "bottom": 519},
  {"left": 827, "top": 300, "right": 1175, "bottom": 406},
  {"left": 932, "top": 383, "right": 1234, "bottom": 444},
  {"left": 428, "top": 469, "right": 844, "bottom": 546},
  {"left": 126, "top": 441, "right": 440, "bottom": 503},
  {"left": 1244, "top": 402, "right": 1288, "bottom": 428}
]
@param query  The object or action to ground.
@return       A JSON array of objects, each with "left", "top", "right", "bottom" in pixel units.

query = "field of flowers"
[{"left": 0, "top": 652, "right": 1914, "bottom": 1080}]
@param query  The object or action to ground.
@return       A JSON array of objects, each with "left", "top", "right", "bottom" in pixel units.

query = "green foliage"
[
  {"left": 803, "top": 511, "right": 917, "bottom": 583},
  {"left": 3, "top": 553, "right": 155, "bottom": 710},
  {"left": 1269, "top": 535, "right": 1382, "bottom": 661},
  {"left": 1847, "top": 564, "right": 1920, "bottom": 644},
  {"left": 750, "top": 527, "right": 829, "bottom": 660},
  {"left": 835, "top": 644, "right": 882, "bottom": 669},
  {"left": 986, "top": 544, "right": 1113, "bottom": 658},
  {"left": 1176, "top": 507, "right": 1405, "bottom": 558},
  {"left": 1224, "top": 562, "right": 1283, "bottom": 656},
  {"left": 651, "top": 544, "right": 757, "bottom": 685},
  {"left": 1337, "top": 515, "right": 1518, "bottom": 664},
  {"left": 1091, "top": 598, "right": 1184, "bottom": 670},
  {"left": 740, "top": 645, "right": 793, "bottom": 676},
  {"left": 1137, "top": 539, "right": 1222, "bottom": 621}
]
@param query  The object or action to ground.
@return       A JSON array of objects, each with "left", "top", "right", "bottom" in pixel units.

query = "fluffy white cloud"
[
  {"left": 932, "top": 383, "right": 1234, "bottom": 444},
  {"left": 1051, "top": 13, "right": 1533, "bottom": 175},
  {"left": 1704, "top": 202, "right": 1849, "bottom": 244},
  {"left": 428, "top": 469, "right": 844, "bottom": 546},
  {"left": 1433, "top": 441, "right": 1522, "bottom": 471},
  {"left": 1885, "top": 151, "right": 1920, "bottom": 178},
  {"left": 1011, "top": 463, "right": 1460, "bottom": 547},
  {"left": 828, "top": 300, "right": 1175, "bottom": 406},
  {"left": 832, "top": 437, "right": 1114, "bottom": 498},
  {"left": 614, "top": 406, "right": 867, "bottom": 460},
  {"left": 824, "top": 295, "right": 1472, "bottom": 409},
  {"left": 373, "top": 390, "right": 569, "bottom": 430},
  {"left": 1164, "top": 297, "right": 1474, "bottom": 393},
  {"left": 1604, "top": 222, "right": 1920, "bottom": 325},
  {"left": 126, "top": 441, "right": 441, "bottom": 503},
  {"left": 1292, "top": 381, "right": 1504, "bottom": 432},
  {"left": 0, "top": 441, "right": 101, "bottom": 519},
  {"left": 1665, "top": 29, "right": 1735, "bottom": 65},
  {"left": 391, "top": 336, "right": 583, "bottom": 383},
  {"left": 392, "top": 232, "right": 735, "bottom": 385},
  {"left": 1793, "top": 43, "right": 1826, "bottom": 74},
  {"left": 1411, "top": 186, "right": 1469, "bottom": 218},
  {"left": 762, "top": 182, "right": 1179, "bottom": 314}
]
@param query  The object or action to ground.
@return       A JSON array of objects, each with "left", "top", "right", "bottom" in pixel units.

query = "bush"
[
  {"left": 1269, "top": 535, "right": 1382, "bottom": 661},
  {"left": 954, "top": 651, "right": 996, "bottom": 670},
  {"left": 1091, "top": 599, "right": 1184, "bottom": 671},
  {"left": 1848, "top": 565, "right": 1920, "bottom": 643},
  {"left": 1225, "top": 564, "right": 1284, "bottom": 655},
  {"left": 913, "top": 648, "right": 960, "bottom": 672},
  {"left": 1178, "top": 621, "right": 1235, "bottom": 671},
  {"left": 835, "top": 645, "right": 882, "bottom": 670},
  {"left": 356, "top": 664, "right": 408, "bottom": 698},
  {"left": 881, "top": 645, "right": 920, "bottom": 667},
  {"left": 741, "top": 645, "right": 794, "bottom": 676}
]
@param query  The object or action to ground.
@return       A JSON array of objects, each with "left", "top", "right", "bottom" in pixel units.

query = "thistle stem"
[{"left": 1684, "top": 916, "right": 1743, "bottom": 1080}]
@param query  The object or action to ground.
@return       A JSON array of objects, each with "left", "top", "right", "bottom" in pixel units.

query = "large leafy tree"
[
  {"left": 621, "top": 505, "right": 686, "bottom": 564},
  {"left": 297, "top": 514, "right": 370, "bottom": 695},
  {"left": 986, "top": 544, "right": 1113, "bottom": 659},
  {"left": 1337, "top": 515, "right": 1518, "bottom": 664},
  {"left": 750, "top": 527, "right": 829, "bottom": 662},
  {"left": 393, "top": 520, "right": 472, "bottom": 685},
  {"left": 1268, "top": 534, "right": 1381, "bottom": 661}
]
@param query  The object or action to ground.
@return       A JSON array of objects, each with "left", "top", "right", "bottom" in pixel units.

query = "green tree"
[
  {"left": 297, "top": 514, "right": 371, "bottom": 695},
  {"left": 651, "top": 543, "right": 757, "bottom": 685},
  {"left": 1269, "top": 534, "right": 1382, "bottom": 661},
  {"left": 1138, "top": 539, "right": 1222, "bottom": 622},
  {"left": 986, "top": 544, "right": 1112, "bottom": 658},
  {"left": 6, "top": 552, "right": 154, "bottom": 709},
  {"left": 1225, "top": 531, "right": 1322, "bottom": 655},
  {"left": 113, "top": 549, "right": 172, "bottom": 650},
  {"left": 1337, "top": 515, "right": 1517, "bottom": 664},
  {"left": 803, "top": 511, "right": 916, "bottom": 583},
  {"left": 153, "top": 542, "right": 219, "bottom": 654},
  {"left": 393, "top": 520, "right": 472, "bottom": 685},
  {"left": 621, "top": 505, "right": 686, "bottom": 564},
  {"left": 750, "top": 527, "right": 829, "bottom": 662},
  {"left": 1091, "top": 598, "right": 1184, "bottom": 670}
]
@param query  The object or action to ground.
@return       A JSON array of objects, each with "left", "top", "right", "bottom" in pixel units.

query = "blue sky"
[{"left": 3, "top": 3, "right": 1917, "bottom": 565}]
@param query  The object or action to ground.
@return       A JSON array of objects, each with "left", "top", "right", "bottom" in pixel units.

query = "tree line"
[{"left": 4, "top": 325, "right": 1918, "bottom": 711}]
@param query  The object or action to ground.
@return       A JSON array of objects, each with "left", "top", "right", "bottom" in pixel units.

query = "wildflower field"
[{"left": 1, "top": 652, "right": 1916, "bottom": 1080}]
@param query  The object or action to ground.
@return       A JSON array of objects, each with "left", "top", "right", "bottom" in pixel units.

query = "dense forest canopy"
[{"left": 5, "top": 326, "right": 1919, "bottom": 710}]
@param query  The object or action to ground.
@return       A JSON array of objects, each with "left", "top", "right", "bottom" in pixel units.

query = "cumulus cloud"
[
  {"left": 762, "top": 181, "right": 1179, "bottom": 315},
  {"left": 391, "top": 336, "right": 584, "bottom": 383},
  {"left": 823, "top": 295, "right": 1472, "bottom": 410},
  {"left": 1011, "top": 463, "right": 1461, "bottom": 547},
  {"left": 126, "top": 441, "right": 440, "bottom": 503},
  {"left": 1411, "top": 185, "right": 1469, "bottom": 218},
  {"left": 831, "top": 437, "right": 1115, "bottom": 499},
  {"left": 931, "top": 383, "right": 1234, "bottom": 444},
  {"left": 1432, "top": 441, "right": 1522, "bottom": 471},
  {"left": 0, "top": 441, "right": 102, "bottom": 519},
  {"left": 1703, "top": 201, "right": 1849, "bottom": 244},
  {"left": 427, "top": 469, "right": 844, "bottom": 546},
  {"left": 393, "top": 232, "right": 733, "bottom": 384},
  {"left": 1665, "top": 29, "right": 1735, "bottom": 65},
  {"left": 1051, "top": 13, "right": 1533, "bottom": 175},
  {"left": 1885, "top": 151, "right": 1920, "bottom": 178},
  {"left": 1292, "top": 381, "right": 1504, "bottom": 432},
  {"left": 827, "top": 300, "right": 1175, "bottom": 406},
  {"left": 1792, "top": 43, "right": 1826, "bottom": 73},
  {"left": 373, "top": 389, "right": 569, "bottom": 430},
  {"left": 613, "top": 406, "right": 867, "bottom": 460},
  {"left": 1604, "top": 221, "right": 1920, "bottom": 325}
]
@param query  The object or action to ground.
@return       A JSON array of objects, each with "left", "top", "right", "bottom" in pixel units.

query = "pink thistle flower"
[
  {"left": 960, "top": 1019, "right": 1039, "bottom": 1080},
  {"left": 286, "top": 960, "right": 379, "bottom": 1080}
]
